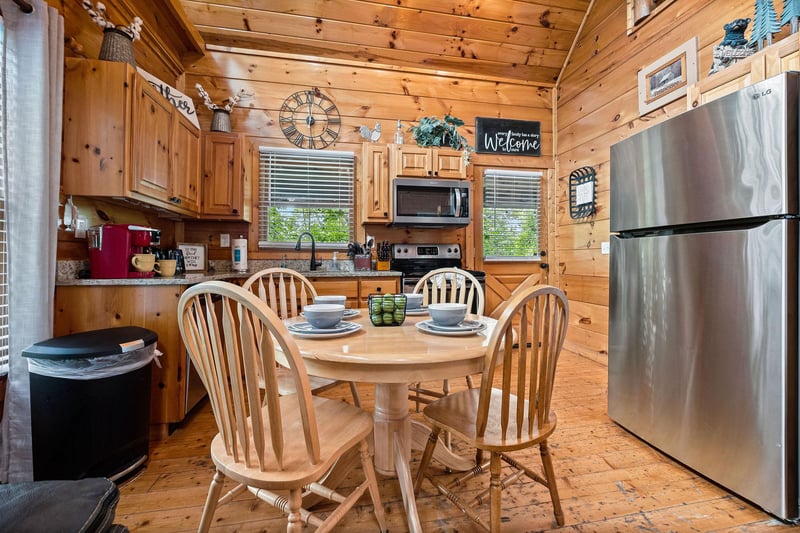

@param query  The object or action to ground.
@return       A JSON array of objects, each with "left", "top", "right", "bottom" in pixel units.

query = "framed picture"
[
  {"left": 177, "top": 242, "right": 207, "bottom": 273},
  {"left": 638, "top": 37, "right": 697, "bottom": 115}
]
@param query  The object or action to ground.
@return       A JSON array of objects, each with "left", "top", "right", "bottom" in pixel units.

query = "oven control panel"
[{"left": 392, "top": 243, "right": 461, "bottom": 260}]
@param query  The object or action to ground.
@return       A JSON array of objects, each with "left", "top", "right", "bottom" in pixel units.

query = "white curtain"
[{"left": 0, "top": 0, "right": 63, "bottom": 483}]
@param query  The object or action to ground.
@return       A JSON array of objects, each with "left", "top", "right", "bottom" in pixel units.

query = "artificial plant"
[{"left": 408, "top": 115, "right": 474, "bottom": 153}]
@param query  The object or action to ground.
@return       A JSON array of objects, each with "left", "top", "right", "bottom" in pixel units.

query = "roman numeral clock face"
[{"left": 279, "top": 90, "right": 341, "bottom": 149}]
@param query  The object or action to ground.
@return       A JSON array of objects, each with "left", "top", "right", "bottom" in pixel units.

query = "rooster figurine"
[{"left": 359, "top": 122, "right": 381, "bottom": 142}]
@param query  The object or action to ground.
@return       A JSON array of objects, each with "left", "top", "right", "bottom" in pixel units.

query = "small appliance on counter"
[
  {"left": 232, "top": 235, "right": 248, "bottom": 272},
  {"left": 88, "top": 224, "right": 161, "bottom": 279}
]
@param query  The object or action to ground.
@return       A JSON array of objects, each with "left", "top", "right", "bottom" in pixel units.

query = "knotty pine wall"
[
  {"left": 181, "top": 48, "right": 555, "bottom": 264},
  {"left": 555, "top": 0, "right": 758, "bottom": 363}
]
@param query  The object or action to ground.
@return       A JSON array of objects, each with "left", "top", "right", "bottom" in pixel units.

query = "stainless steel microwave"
[{"left": 392, "top": 178, "right": 471, "bottom": 226}]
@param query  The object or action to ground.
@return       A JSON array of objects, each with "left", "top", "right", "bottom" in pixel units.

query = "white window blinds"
[
  {"left": 258, "top": 147, "right": 355, "bottom": 247},
  {"left": 482, "top": 169, "right": 541, "bottom": 260}
]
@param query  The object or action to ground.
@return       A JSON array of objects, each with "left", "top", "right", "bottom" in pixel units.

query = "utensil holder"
[
  {"left": 368, "top": 294, "right": 406, "bottom": 326},
  {"left": 353, "top": 254, "right": 371, "bottom": 271}
]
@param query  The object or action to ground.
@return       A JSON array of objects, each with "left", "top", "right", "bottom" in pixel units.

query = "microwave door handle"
[{"left": 454, "top": 188, "right": 461, "bottom": 218}]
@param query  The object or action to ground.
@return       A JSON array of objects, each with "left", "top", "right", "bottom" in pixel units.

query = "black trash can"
[{"left": 23, "top": 326, "right": 157, "bottom": 482}]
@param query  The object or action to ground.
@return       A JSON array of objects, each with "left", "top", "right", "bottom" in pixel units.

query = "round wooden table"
[{"left": 282, "top": 310, "right": 497, "bottom": 533}]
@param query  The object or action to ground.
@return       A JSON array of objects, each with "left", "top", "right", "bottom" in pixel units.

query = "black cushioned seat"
[{"left": 0, "top": 477, "right": 127, "bottom": 532}]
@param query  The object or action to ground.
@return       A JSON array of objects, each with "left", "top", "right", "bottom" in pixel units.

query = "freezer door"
[
  {"left": 609, "top": 219, "right": 798, "bottom": 519},
  {"left": 610, "top": 72, "right": 799, "bottom": 233}
]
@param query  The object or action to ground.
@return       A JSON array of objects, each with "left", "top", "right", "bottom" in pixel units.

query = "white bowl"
[
  {"left": 403, "top": 293, "right": 424, "bottom": 310},
  {"left": 428, "top": 303, "right": 467, "bottom": 326},
  {"left": 303, "top": 304, "right": 345, "bottom": 329},
  {"left": 314, "top": 294, "right": 347, "bottom": 307}
]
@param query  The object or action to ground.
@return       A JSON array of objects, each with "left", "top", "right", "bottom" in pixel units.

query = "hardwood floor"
[{"left": 116, "top": 351, "right": 796, "bottom": 532}]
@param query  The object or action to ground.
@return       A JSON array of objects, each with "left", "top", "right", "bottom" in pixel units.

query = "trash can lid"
[{"left": 22, "top": 326, "right": 158, "bottom": 360}]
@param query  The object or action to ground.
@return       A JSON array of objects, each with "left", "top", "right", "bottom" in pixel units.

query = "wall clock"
[{"left": 279, "top": 89, "right": 341, "bottom": 149}]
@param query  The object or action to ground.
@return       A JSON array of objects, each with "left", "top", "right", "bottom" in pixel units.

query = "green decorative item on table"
[{"left": 369, "top": 293, "right": 406, "bottom": 326}]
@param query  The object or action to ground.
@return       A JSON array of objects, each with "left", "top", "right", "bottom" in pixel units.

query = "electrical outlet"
[
  {"left": 220, "top": 233, "right": 230, "bottom": 247},
  {"left": 601, "top": 241, "right": 610, "bottom": 255},
  {"left": 75, "top": 217, "right": 88, "bottom": 239}
]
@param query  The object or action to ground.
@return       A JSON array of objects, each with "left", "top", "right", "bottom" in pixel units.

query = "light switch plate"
[
  {"left": 220, "top": 233, "right": 230, "bottom": 247},
  {"left": 601, "top": 241, "right": 610, "bottom": 255}
]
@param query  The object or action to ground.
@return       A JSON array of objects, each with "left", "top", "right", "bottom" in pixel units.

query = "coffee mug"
[
  {"left": 130, "top": 253, "right": 156, "bottom": 272},
  {"left": 156, "top": 259, "right": 177, "bottom": 277}
]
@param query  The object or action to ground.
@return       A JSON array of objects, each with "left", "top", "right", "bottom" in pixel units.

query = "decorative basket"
[
  {"left": 99, "top": 27, "right": 136, "bottom": 67},
  {"left": 211, "top": 109, "right": 232, "bottom": 133},
  {"left": 368, "top": 294, "right": 406, "bottom": 326}
]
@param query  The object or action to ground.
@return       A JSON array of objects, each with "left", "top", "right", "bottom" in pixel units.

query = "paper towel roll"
[{"left": 232, "top": 237, "right": 248, "bottom": 272}]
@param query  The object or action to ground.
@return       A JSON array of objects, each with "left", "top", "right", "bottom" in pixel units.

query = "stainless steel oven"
[{"left": 391, "top": 243, "right": 485, "bottom": 313}]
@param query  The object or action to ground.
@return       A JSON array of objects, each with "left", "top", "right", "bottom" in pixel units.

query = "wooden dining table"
[{"left": 280, "top": 309, "right": 497, "bottom": 533}]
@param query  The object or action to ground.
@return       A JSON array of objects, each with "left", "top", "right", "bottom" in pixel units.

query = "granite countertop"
[{"left": 56, "top": 259, "right": 402, "bottom": 286}]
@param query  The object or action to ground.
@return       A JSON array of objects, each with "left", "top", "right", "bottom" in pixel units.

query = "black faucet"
[{"left": 295, "top": 232, "right": 322, "bottom": 271}]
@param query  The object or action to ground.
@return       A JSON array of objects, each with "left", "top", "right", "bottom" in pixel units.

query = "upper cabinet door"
[
  {"left": 131, "top": 76, "right": 172, "bottom": 204},
  {"left": 201, "top": 132, "right": 246, "bottom": 220},
  {"left": 393, "top": 145, "right": 433, "bottom": 177},
  {"left": 171, "top": 112, "right": 201, "bottom": 213},
  {"left": 362, "top": 143, "right": 390, "bottom": 222}
]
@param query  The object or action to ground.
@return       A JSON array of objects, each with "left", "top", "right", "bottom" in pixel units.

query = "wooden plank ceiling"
[{"left": 179, "top": 0, "right": 591, "bottom": 84}]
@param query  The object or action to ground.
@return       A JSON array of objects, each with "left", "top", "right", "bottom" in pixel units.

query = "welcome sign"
[
  {"left": 475, "top": 117, "right": 541, "bottom": 156},
  {"left": 137, "top": 68, "right": 200, "bottom": 129}
]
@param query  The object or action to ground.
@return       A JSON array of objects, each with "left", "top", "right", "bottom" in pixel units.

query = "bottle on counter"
[
  {"left": 331, "top": 251, "right": 339, "bottom": 271},
  {"left": 232, "top": 235, "right": 248, "bottom": 272},
  {"left": 393, "top": 120, "right": 404, "bottom": 144},
  {"left": 281, "top": 254, "right": 287, "bottom": 268}
]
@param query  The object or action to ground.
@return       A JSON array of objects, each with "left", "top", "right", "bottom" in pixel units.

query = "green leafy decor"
[{"left": 408, "top": 115, "right": 474, "bottom": 153}]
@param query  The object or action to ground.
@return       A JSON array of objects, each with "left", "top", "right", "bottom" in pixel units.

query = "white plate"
[
  {"left": 302, "top": 308, "right": 360, "bottom": 319},
  {"left": 287, "top": 321, "right": 362, "bottom": 338},
  {"left": 415, "top": 320, "right": 487, "bottom": 337},
  {"left": 405, "top": 307, "right": 429, "bottom": 316}
]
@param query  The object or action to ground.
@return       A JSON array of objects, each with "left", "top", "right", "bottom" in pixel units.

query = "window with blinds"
[
  {"left": 0, "top": 20, "right": 8, "bottom": 374},
  {"left": 257, "top": 147, "right": 355, "bottom": 248},
  {"left": 482, "top": 169, "right": 542, "bottom": 260}
]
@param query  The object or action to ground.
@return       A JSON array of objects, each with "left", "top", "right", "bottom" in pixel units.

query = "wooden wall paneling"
[
  {"left": 561, "top": 273, "right": 608, "bottom": 307},
  {"left": 190, "top": 50, "right": 554, "bottom": 108},
  {"left": 555, "top": 0, "right": 762, "bottom": 365},
  {"left": 49, "top": 0, "right": 204, "bottom": 87}
]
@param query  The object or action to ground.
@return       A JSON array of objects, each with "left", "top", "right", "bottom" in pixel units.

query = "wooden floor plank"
[{"left": 116, "top": 350, "right": 799, "bottom": 532}]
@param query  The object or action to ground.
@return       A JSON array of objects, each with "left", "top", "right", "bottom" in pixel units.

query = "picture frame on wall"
[
  {"left": 638, "top": 37, "right": 697, "bottom": 115},
  {"left": 177, "top": 242, "right": 208, "bottom": 273}
]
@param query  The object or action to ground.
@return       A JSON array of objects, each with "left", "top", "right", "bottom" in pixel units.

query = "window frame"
[
  {"left": 481, "top": 168, "right": 542, "bottom": 262},
  {"left": 256, "top": 146, "right": 355, "bottom": 250}
]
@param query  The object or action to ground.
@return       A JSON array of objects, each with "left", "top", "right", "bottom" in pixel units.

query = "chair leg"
[
  {"left": 359, "top": 439, "right": 388, "bottom": 532},
  {"left": 348, "top": 381, "right": 362, "bottom": 408},
  {"left": 286, "top": 488, "right": 303, "bottom": 533},
  {"left": 413, "top": 426, "right": 441, "bottom": 495},
  {"left": 540, "top": 440, "right": 564, "bottom": 526},
  {"left": 198, "top": 469, "right": 224, "bottom": 533},
  {"left": 489, "top": 452, "right": 502, "bottom": 533}
]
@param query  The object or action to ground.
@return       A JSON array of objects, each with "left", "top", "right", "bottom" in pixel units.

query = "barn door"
[{"left": 470, "top": 165, "right": 550, "bottom": 316}]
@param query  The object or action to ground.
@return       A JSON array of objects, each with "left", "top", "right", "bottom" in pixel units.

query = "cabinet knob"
[{"left": 232, "top": 208, "right": 238, "bottom": 214}]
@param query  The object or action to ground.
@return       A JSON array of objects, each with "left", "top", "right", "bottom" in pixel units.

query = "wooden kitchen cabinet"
[
  {"left": 687, "top": 34, "right": 800, "bottom": 109},
  {"left": 62, "top": 59, "right": 200, "bottom": 217},
  {"left": 359, "top": 278, "right": 400, "bottom": 307},
  {"left": 391, "top": 144, "right": 466, "bottom": 179},
  {"left": 308, "top": 276, "right": 400, "bottom": 308},
  {"left": 53, "top": 285, "right": 187, "bottom": 435},
  {"left": 361, "top": 143, "right": 391, "bottom": 222},
  {"left": 310, "top": 278, "right": 359, "bottom": 308},
  {"left": 200, "top": 131, "right": 251, "bottom": 221}
]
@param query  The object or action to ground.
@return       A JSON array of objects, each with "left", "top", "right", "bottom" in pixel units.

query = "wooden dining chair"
[
  {"left": 243, "top": 267, "right": 361, "bottom": 406},
  {"left": 178, "top": 281, "right": 387, "bottom": 533},
  {"left": 413, "top": 284, "right": 568, "bottom": 531},
  {"left": 409, "top": 267, "right": 486, "bottom": 411}
]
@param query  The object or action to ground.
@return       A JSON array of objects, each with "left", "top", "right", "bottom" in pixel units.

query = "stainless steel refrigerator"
[{"left": 609, "top": 72, "right": 799, "bottom": 520}]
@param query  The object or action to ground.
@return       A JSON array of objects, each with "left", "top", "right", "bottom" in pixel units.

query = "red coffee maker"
[{"left": 88, "top": 224, "right": 160, "bottom": 279}]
